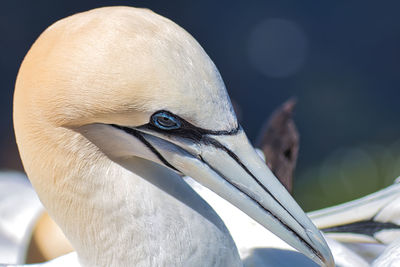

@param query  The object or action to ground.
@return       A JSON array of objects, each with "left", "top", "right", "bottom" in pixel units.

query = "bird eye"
[{"left": 151, "top": 111, "right": 181, "bottom": 130}]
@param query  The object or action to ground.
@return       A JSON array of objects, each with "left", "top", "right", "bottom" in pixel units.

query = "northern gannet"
[{"left": 12, "top": 6, "right": 333, "bottom": 267}]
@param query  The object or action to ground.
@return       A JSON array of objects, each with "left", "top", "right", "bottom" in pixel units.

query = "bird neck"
[{"left": 21, "top": 127, "right": 241, "bottom": 267}]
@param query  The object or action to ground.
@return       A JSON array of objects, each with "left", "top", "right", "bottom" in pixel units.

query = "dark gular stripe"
[
  {"left": 198, "top": 155, "right": 323, "bottom": 263},
  {"left": 322, "top": 220, "right": 400, "bottom": 238},
  {"left": 111, "top": 124, "right": 179, "bottom": 172}
]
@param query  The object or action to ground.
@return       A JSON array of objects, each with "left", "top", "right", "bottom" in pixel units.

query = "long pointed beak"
[
  {"left": 141, "top": 129, "right": 334, "bottom": 266},
  {"left": 309, "top": 179, "right": 400, "bottom": 244}
]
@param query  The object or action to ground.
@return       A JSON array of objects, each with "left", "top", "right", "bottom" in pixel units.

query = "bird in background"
[
  {"left": 309, "top": 178, "right": 400, "bottom": 266},
  {"left": 8, "top": 6, "right": 334, "bottom": 267}
]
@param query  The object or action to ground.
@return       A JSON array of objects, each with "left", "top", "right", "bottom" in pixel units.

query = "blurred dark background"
[{"left": 1, "top": 1, "right": 400, "bottom": 211}]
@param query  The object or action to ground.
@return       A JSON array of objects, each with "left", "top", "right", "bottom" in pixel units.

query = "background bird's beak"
[
  {"left": 309, "top": 180, "right": 400, "bottom": 244},
  {"left": 141, "top": 130, "right": 334, "bottom": 267}
]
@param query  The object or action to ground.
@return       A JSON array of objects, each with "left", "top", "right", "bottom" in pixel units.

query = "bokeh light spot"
[{"left": 247, "top": 18, "right": 308, "bottom": 78}]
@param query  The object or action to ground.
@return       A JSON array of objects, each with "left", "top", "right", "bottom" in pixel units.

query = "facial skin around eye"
[{"left": 151, "top": 111, "right": 182, "bottom": 130}]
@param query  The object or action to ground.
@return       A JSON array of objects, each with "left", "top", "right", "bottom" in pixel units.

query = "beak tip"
[
  {"left": 323, "top": 257, "right": 335, "bottom": 267},
  {"left": 305, "top": 229, "right": 334, "bottom": 267},
  {"left": 317, "top": 244, "right": 335, "bottom": 267}
]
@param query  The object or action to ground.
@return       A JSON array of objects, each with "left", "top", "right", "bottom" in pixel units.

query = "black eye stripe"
[{"left": 145, "top": 110, "right": 240, "bottom": 141}]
